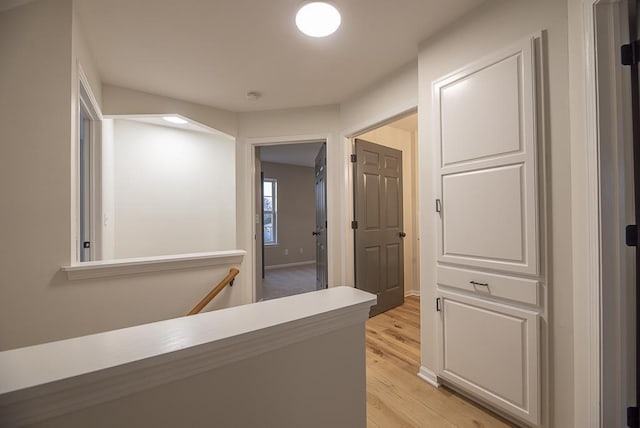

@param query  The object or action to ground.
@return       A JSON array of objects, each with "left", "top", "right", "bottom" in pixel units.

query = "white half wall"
[{"left": 111, "top": 119, "right": 236, "bottom": 258}]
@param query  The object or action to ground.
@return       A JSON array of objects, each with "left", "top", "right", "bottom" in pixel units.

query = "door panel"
[
  {"left": 364, "top": 173, "right": 381, "bottom": 228},
  {"left": 315, "top": 143, "right": 328, "bottom": 290},
  {"left": 435, "top": 36, "right": 539, "bottom": 276},
  {"left": 385, "top": 176, "right": 401, "bottom": 227},
  {"left": 440, "top": 54, "right": 523, "bottom": 166},
  {"left": 355, "top": 138, "right": 404, "bottom": 316},
  {"left": 438, "top": 290, "right": 540, "bottom": 425},
  {"left": 442, "top": 164, "right": 525, "bottom": 262}
]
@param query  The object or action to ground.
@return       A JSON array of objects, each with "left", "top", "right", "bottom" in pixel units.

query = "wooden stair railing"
[{"left": 187, "top": 267, "right": 240, "bottom": 316}]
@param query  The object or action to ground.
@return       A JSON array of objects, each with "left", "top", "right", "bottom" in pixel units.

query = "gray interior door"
[
  {"left": 254, "top": 147, "right": 264, "bottom": 301},
  {"left": 315, "top": 143, "right": 328, "bottom": 290},
  {"left": 354, "top": 138, "right": 404, "bottom": 316}
]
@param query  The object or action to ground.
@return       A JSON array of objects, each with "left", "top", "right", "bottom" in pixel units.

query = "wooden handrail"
[{"left": 187, "top": 267, "right": 240, "bottom": 316}]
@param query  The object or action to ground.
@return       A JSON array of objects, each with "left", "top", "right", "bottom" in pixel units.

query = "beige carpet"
[{"left": 262, "top": 263, "right": 317, "bottom": 301}]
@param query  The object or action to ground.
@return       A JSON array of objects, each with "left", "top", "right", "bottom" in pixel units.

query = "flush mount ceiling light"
[
  {"left": 163, "top": 116, "right": 188, "bottom": 124},
  {"left": 296, "top": 2, "right": 341, "bottom": 38}
]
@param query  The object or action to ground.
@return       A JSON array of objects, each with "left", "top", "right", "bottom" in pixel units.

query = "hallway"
[{"left": 365, "top": 297, "right": 515, "bottom": 427}]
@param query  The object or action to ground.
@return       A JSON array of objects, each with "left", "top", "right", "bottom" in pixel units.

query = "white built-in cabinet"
[{"left": 433, "top": 35, "right": 543, "bottom": 427}]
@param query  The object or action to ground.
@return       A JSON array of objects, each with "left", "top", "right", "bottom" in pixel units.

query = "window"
[
  {"left": 79, "top": 101, "right": 92, "bottom": 261},
  {"left": 263, "top": 178, "right": 277, "bottom": 244},
  {"left": 78, "top": 76, "right": 101, "bottom": 263}
]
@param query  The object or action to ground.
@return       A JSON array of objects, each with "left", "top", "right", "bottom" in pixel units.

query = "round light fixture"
[
  {"left": 163, "top": 116, "right": 188, "bottom": 124},
  {"left": 296, "top": 2, "right": 341, "bottom": 38}
]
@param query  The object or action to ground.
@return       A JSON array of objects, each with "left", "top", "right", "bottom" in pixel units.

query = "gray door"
[
  {"left": 254, "top": 148, "right": 264, "bottom": 301},
  {"left": 354, "top": 138, "right": 404, "bottom": 316},
  {"left": 315, "top": 143, "right": 328, "bottom": 290}
]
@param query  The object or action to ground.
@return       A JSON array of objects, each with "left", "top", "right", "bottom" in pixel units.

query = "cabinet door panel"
[
  {"left": 442, "top": 164, "right": 525, "bottom": 263},
  {"left": 435, "top": 35, "right": 539, "bottom": 276},
  {"left": 438, "top": 291, "right": 539, "bottom": 425},
  {"left": 440, "top": 54, "right": 522, "bottom": 167}
]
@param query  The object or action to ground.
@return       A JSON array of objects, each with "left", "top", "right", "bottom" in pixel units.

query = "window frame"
[
  {"left": 263, "top": 178, "right": 278, "bottom": 246},
  {"left": 76, "top": 65, "right": 103, "bottom": 263}
]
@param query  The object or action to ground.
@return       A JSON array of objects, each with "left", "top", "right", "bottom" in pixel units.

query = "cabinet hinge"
[
  {"left": 350, "top": 154, "right": 357, "bottom": 163},
  {"left": 436, "top": 297, "right": 442, "bottom": 312},
  {"left": 351, "top": 220, "right": 358, "bottom": 229},
  {"left": 622, "top": 41, "right": 640, "bottom": 66}
]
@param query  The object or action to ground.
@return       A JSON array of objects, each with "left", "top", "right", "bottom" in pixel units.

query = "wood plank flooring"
[{"left": 366, "top": 296, "right": 517, "bottom": 428}]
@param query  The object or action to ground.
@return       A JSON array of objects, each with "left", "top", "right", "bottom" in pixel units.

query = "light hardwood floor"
[{"left": 366, "top": 296, "right": 517, "bottom": 428}]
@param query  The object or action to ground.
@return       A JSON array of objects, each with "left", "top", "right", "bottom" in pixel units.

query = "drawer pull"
[{"left": 470, "top": 280, "right": 489, "bottom": 287}]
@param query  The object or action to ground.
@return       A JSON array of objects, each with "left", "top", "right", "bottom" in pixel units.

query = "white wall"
[
  {"left": 417, "top": 1, "right": 572, "bottom": 426},
  {"left": 358, "top": 125, "right": 419, "bottom": 296},
  {"left": 0, "top": 1, "right": 247, "bottom": 351},
  {"left": 101, "top": 119, "right": 115, "bottom": 259},
  {"left": 110, "top": 119, "right": 236, "bottom": 258},
  {"left": 340, "top": 61, "right": 418, "bottom": 133},
  {"left": 0, "top": 0, "right": 74, "bottom": 350},
  {"left": 72, "top": 1, "right": 101, "bottom": 107},
  {"left": 261, "top": 162, "right": 316, "bottom": 267}
]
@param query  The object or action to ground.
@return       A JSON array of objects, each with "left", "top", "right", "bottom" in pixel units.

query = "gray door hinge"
[
  {"left": 436, "top": 298, "right": 442, "bottom": 312},
  {"left": 627, "top": 225, "right": 638, "bottom": 247},
  {"left": 351, "top": 220, "right": 358, "bottom": 229},
  {"left": 622, "top": 41, "right": 640, "bottom": 66},
  {"left": 350, "top": 154, "right": 357, "bottom": 163}
]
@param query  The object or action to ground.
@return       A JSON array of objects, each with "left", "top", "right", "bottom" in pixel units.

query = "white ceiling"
[{"left": 75, "top": 0, "right": 486, "bottom": 112}]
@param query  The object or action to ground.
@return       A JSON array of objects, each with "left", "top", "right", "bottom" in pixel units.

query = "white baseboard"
[
  {"left": 404, "top": 290, "right": 420, "bottom": 297},
  {"left": 418, "top": 366, "right": 440, "bottom": 388},
  {"left": 265, "top": 261, "right": 315, "bottom": 270}
]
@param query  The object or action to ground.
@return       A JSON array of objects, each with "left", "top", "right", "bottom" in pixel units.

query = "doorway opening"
[
  {"left": 254, "top": 140, "right": 328, "bottom": 301},
  {"left": 350, "top": 112, "right": 419, "bottom": 316}
]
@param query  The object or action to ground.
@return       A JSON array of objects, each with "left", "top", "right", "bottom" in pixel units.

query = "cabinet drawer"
[
  {"left": 437, "top": 265, "right": 539, "bottom": 306},
  {"left": 437, "top": 290, "right": 540, "bottom": 426}
]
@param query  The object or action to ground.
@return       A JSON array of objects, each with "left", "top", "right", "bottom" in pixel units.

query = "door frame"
[
  {"left": 342, "top": 107, "right": 418, "bottom": 292},
  {"left": 247, "top": 134, "right": 329, "bottom": 303},
  {"left": 582, "top": 0, "right": 632, "bottom": 425}
]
